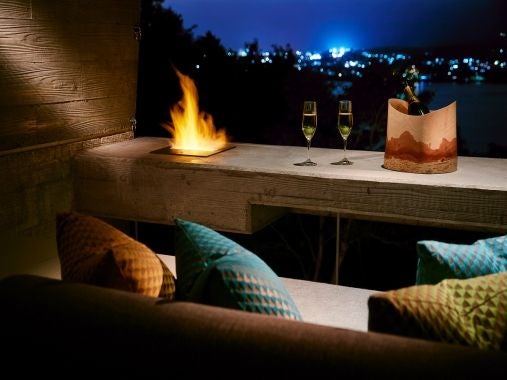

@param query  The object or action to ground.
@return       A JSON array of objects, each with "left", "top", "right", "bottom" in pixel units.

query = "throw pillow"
[
  {"left": 56, "top": 212, "right": 176, "bottom": 299},
  {"left": 416, "top": 235, "right": 507, "bottom": 285},
  {"left": 174, "top": 218, "right": 302, "bottom": 320},
  {"left": 368, "top": 272, "right": 507, "bottom": 351}
]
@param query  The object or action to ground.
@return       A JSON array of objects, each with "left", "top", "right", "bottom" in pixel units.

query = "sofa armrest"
[{"left": 1, "top": 275, "right": 506, "bottom": 377}]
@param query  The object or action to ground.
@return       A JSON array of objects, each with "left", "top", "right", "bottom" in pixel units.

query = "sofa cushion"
[
  {"left": 56, "top": 212, "right": 175, "bottom": 299},
  {"left": 368, "top": 272, "right": 507, "bottom": 351},
  {"left": 174, "top": 218, "right": 302, "bottom": 320},
  {"left": 416, "top": 235, "right": 507, "bottom": 285}
]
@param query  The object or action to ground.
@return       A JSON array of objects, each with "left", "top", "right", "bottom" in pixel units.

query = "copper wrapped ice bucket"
[{"left": 384, "top": 98, "right": 457, "bottom": 174}]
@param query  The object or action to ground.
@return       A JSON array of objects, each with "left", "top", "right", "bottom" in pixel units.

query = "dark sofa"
[{"left": 1, "top": 274, "right": 506, "bottom": 378}]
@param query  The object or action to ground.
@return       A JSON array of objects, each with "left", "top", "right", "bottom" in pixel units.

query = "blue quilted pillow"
[
  {"left": 416, "top": 235, "right": 507, "bottom": 285},
  {"left": 174, "top": 218, "right": 302, "bottom": 320}
]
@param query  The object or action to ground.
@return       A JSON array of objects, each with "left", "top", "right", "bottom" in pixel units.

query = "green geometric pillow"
[
  {"left": 368, "top": 272, "right": 507, "bottom": 351},
  {"left": 174, "top": 218, "right": 302, "bottom": 321},
  {"left": 416, "top": 235, "right": 507, "bottom": 285}
]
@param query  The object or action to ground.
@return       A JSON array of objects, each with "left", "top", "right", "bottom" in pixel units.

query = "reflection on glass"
[
  {"left": 294, "top": 101, "right": 317, "bottom": 166},
  {"left": 331, "top": 100, "right": 353, "bottom": 165}
]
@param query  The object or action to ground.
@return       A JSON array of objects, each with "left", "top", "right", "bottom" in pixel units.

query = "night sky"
[{"left": 164, "top": 0, "right": 506, "bottom": 51}]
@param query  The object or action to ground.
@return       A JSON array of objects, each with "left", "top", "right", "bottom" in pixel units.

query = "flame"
[{"left": 164, "top": 68, "right": 228, "bottom": 152}]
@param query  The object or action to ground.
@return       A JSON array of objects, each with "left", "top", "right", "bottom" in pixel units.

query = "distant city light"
[
  {"left": 229, "top": 41, "right": 504, "bottom": 84},
  {"left": 329, "top": 47, "right": 349, "bottom": 58}
]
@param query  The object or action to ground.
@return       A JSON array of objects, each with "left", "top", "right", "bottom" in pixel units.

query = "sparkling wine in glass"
[
  {"left": 294, "top": 101, "right": 317, "bottom": 166},
  {"left": 332, "top": 100, "right": 353, "bottom": 165}
]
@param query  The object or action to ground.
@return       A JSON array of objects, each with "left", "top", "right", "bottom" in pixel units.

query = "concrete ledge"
[{"left": 74, "top": 137, "right": 507, "bottom": 234}]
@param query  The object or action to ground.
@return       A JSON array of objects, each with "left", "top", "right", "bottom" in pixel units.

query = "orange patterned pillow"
[{"left": 56, "top": 212, "right": 175, "bottom": 299}]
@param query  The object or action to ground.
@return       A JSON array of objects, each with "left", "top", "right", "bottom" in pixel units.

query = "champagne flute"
[
  {"left": 294, "top": 101, "right": 317, "bottom": 166},
  {"left": 331, "top": 100, "right": 353, "bottom": 165}
]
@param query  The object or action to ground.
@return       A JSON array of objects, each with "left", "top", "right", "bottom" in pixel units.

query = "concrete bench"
[{"left": 19, "top": 253, "right": 378, "bottom": 332}]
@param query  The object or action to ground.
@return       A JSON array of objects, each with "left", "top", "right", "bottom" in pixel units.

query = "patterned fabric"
[
  {"left": 368, "top": 272, "right": 507, "bottom": 351},
  {"left": 416, "top": 235, "right": 507, "bottom": 285},
  {"left": 56, "top": 212, "right": 175, "bottom": 299},
  {"left": 174, "top": 218, "right": 302, "bottom": 320}
]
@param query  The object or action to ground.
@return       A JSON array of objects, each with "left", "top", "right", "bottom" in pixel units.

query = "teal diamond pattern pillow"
[
  {"left": 174, "top": 218, "right": 302, "bottom": 320},
  {"left": 416, "top": 235, "right": 507, "bottom": 285}
]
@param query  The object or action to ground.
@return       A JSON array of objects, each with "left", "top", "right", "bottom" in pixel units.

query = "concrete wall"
[{"left": 0, "top": 0, "right": 140, "bottom": 276}]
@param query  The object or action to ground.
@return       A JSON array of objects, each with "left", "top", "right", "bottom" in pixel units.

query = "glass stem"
[
  {"left": 343, "top": 138, "right": 347, "bottom": 158},
  {"left": 307, "top": 140, "right": 311, "bottom": 160}
]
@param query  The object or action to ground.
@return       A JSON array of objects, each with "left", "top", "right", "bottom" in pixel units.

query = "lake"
[{"left": 419, "top": 82, "right": 507, "bottom": 156}]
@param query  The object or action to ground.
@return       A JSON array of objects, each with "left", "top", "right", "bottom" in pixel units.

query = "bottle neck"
[{"left": 403, "top": 83, "right": 419, "bottom": 103}]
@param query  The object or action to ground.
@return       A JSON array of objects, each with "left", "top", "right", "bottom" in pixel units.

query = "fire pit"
[
  {"left": 151, "top": 144, "right": 235, "bottom": 157},
  {"left": 152, "top": 68, "right": 234, "bottom": 157}
]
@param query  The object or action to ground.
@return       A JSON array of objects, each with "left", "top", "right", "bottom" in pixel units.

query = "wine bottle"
[{"left": 403, "top": 81, "right": 430, "bottom": 116}]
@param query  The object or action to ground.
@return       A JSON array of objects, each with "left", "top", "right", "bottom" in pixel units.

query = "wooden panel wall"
[
  {"left": 0, "top": 0, "right": 140, "bottom": 153},
  {"left": 0, "top": 0, "right": 139, "bottom": 276}
]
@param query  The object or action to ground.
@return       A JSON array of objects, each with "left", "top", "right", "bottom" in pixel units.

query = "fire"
[{"left": 163, "top": 68, "right": 228, "bottom": 152}]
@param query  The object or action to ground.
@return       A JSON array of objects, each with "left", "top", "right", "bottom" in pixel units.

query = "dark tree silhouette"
[
  {"left": 136, "top": 1, "right": 197, "bottom": 137},
  {"left": 135, "top": 2, "right": 338, "bottom": 148}
]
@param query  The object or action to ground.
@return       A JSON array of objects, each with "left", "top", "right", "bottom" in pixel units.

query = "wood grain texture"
[
  {"left": 31, "top": 0, "right": 140, "bottom": 25},
  {"left": 0, "top": 19, "right": 138, "bottom": 63},
  {"left": 0, "top": 61, "right": 138, "bottom": 106},
  {"left": 0, "top": 0, "right": 139, "bottom": 153},
  {"left": 74, "top": 138, "right": 507, "bottom": 234},
  {"left": 0, "top": 0, "right": 138, "bottom": 218},
  {"left": 0, "top": 0, "right": 139, "bottom": 275},
  {"left": 0, "top": 1, "right": 31, "bottom": 20},
  {"left": 0, "top": 95, "right": 136, "bottom": 150}
]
